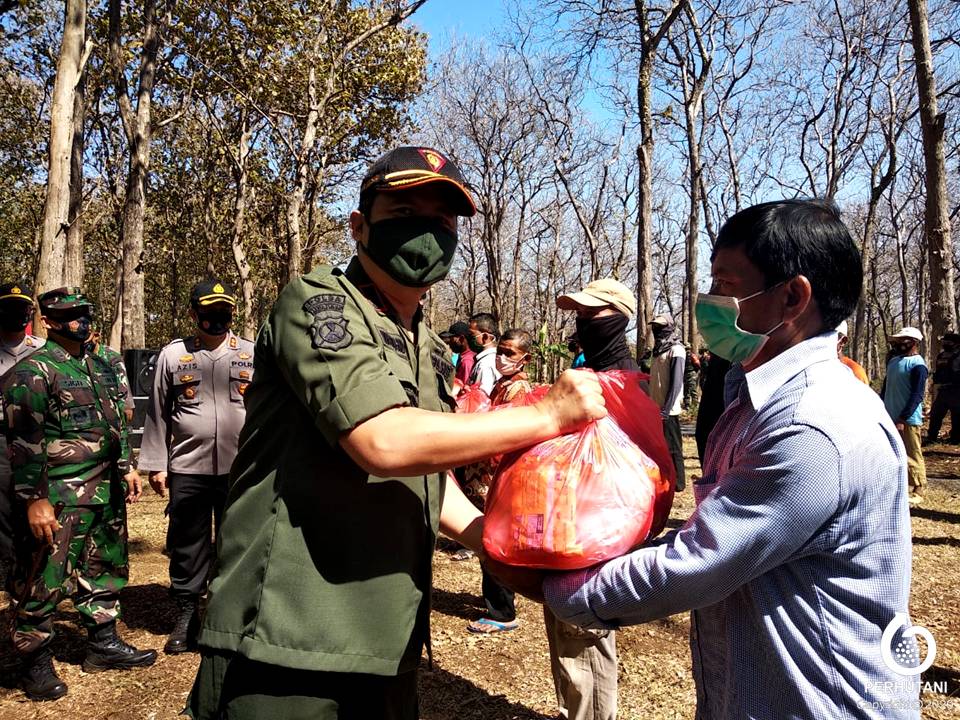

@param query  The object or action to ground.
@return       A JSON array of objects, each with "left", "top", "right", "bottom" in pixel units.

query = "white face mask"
[{"left": 495, "top": 353, "right": 526, "bottom": 377}]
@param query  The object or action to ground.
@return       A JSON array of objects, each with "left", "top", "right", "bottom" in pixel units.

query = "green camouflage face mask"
[
  {"left": 695, "top": 284, "right": 784, "bottom": 365},
  {"left": 364, "top": 216, "right": 458, "bottom": 288}
]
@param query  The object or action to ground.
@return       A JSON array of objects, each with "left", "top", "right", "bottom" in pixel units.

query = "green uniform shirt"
[
  {"left": 200, "top": 258, "right": 456, "bottom": 676},
  {"left": 1, "top": 339, "right": 131, "bottom": 506}
]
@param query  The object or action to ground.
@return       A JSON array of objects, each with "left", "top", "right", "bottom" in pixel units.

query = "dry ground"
[{"left": 0, "top": 437, "right": 957, "bottom": 720}]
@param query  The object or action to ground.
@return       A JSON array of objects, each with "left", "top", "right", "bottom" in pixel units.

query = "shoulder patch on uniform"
[
  {"left": 379, "top": 329, "right": 406, "bottom": 357},
  {"left": 229, "top": 336, "right": 238, "bottom": 349},
  {"left": 303, "top": 294, "right": 353, "bottom": 351}
]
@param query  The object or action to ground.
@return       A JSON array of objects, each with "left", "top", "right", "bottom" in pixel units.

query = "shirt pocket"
[
  {"left": 55, "top": 378, "right": 99, "bottom": 432},
  {"left": 229, "top": 363, "right": 254, "bottom": 402},
  {"left": 173, "top": 368, "right": 203, "bottom": 406}
]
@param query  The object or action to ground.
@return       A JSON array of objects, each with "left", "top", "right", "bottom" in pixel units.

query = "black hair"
[
  {"left": 358, "top": 192, "right": 374, "bottom": 219},
  {"left": 449, "top": 320, "right": 470, "bottom": 337},
  {"left": 712, "top": 199, "right": 862, "bottom": 330},
  {"left": 469, "top": 312, "right": 500, "bottom": 338},
  {"left": 501, "top": 328, "right": 532, "bottom": 354}
]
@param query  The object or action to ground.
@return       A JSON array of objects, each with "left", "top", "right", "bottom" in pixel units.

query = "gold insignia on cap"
[
  {"left": 418, "top": 148, "right": 447, "bottom": 173},
  {"left": 180, "top": 354, "right": 194, "bottom": 363},
  {"left": 213, "top": 283, "right": 225, "bottom": 293},
  {"left": 11, "top": 286, "right": 21, "bottom": 294}
]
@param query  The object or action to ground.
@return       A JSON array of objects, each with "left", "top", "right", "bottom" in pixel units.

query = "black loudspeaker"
[
  {"left": 123, "top": 349, "right": 159, "bottom": 442},
  {"left": 123, "top": 348, "right": 159, "bottom": 398}
]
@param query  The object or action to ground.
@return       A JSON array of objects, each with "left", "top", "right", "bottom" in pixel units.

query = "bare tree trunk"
[
  {"left": 64, "top": 68, "right": 85, "bottom": 286},
  {"left": 111, "top": 0, "right": 163, "bottom": 350},
  {"left": 908, "top": 0, "right": 957, "bottom": 362},
  {"left": 36, "top": 0, "right": 89, "bottom": 306},
  {"left": 633, "top": 0, "right": 687, "bottom": 357},
  {"left": 230, "top": 113, "right": 256, "bottom": 338}
]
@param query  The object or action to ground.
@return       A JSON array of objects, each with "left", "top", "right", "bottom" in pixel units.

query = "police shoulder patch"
[{"left": 303, "top": 294, "right": 353, "bottom": 351}]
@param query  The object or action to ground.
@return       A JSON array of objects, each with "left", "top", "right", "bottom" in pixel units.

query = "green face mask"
[
  {"left": 363, "top": 216, "right": 458, "bottom": 288},
  {"left": 694, "top": 284, "right": 784, "bottom": 365},
  {"left": 466, "top": 332, "right": 486, "bottom": 353}
]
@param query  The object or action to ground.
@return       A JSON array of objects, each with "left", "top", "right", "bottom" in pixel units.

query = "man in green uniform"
[
  {"left": 188, "top": 147, "right": 606, "bottom": 719},
  {"left": 1, "top": 287, "right": 157, "bottom": 701}
]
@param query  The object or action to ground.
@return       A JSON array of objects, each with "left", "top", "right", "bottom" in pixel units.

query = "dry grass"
[{"left": 0, "top": 437, "right": 957, "bottom": 719}]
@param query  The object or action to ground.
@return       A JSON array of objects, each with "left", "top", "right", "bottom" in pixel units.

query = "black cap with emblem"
[
  {"left": 0, "top": 282, "right": 35, "bottom": 306},
  {"left": 190, "top": 279, "right": 237, "bottom": 308},
  {"left": 359, "top": 147, "right": 477, "bottom": 217}
]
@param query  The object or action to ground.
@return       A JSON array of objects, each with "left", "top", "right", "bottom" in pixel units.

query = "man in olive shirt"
[
  {"left": 188, "top": 147, "right": 605, "bottom": 720},
  {"left": 139, "top": 280, "right": 254, "bottom": 654}
]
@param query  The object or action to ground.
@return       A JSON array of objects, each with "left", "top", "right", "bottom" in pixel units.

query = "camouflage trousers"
[{"left": 11, "top": 501, "right": 128, "bottom": 655}]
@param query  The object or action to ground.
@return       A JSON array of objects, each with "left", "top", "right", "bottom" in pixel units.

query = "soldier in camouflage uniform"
[
  {"left": 0, "top": 283, "right": 46, "bottom": 586},
  {"left": 86, "top": 324, "right": 135, "bottom": 423},
  {"left": 1, "top": 287, "right": 157, "bottom": 701}
]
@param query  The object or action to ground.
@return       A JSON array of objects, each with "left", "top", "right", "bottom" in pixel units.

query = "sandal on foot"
[
  {"left": 451, "top": 549, "right": 475, "bottom": 561},
  {"left": 467, "top": 618, "right": 519, "bottom": 634}
]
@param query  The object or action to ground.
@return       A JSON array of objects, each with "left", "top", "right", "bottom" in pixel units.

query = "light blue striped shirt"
[{"left": 544, "top": 333, "right": 921, "bottom": 719}]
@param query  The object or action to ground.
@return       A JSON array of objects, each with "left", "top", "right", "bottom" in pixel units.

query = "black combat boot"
[
  {"left": 21, "top": 646, "right": 68, "bottom": 701},
  {"left": 82, "top": 621, "right": 158, "bottom": 672},
  {"left": 164, "top": 596, "right": 200, "bottom": 655}
]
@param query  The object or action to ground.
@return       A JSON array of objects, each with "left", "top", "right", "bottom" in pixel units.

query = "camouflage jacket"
[
  {"left": 0, "top": 339, "right": 131, "bottom": 506},
  {"left": 92, "top": 342, "right": 135, "bottom": 412}
]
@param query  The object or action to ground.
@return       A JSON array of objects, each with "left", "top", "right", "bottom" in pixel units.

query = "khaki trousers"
[
  {"left": 543, "top": 606, "right": 617, "bottom": 720},
  {"left": 899, "top": 424, "right": 927, "bottom": 494}
]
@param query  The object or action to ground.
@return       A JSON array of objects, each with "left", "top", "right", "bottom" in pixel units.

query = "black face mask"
[
  {"left": 363, "top": 216, "right": 458, "bottom": 287},
  {"left": 575, "top": 313, "right": 633, "bottom": 371},
  {"left": 0, "top": 307, "right": 30, "bottom": 333},
  {"left": 50, "top": 315, "right": 92, "bottom": 343},
  {"left": 197, "top": 310, "right": 232, "bottom": 336}
]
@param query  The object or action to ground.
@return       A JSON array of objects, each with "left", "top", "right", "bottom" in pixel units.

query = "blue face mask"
[{"left": 695, "top": 283, "right": 784, "bottom": 365}]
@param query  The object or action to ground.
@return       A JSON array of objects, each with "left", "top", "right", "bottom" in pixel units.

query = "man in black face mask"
[
  {"left": 138, "top": 279, "right": 255, "bottom": 655},
  {"left": 0, "top": 283, "right": 45, "bottom": 588},
  {"left": 542, "top": 277, "right": 638, "bottom": 720}
]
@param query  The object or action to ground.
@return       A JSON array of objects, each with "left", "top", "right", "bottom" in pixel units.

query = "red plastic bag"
[
  {"left": 597, "top": 371, "right": 676, "bottom": 539},
  {"left": 455, "top": 384, "right": 491, "bottom": 414},
  {"left": 482, "top": 370, "right": 675, "bottom": 569}
]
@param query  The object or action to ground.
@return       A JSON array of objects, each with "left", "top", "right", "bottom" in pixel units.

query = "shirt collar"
[
  {"left": 341, "top": 256, "right": 423, "bottom": 327},
  {"left": 476, "top": 346, "right": 497, "bottom": 359},
  {"left": 729, "top": 331, "right": 839, "bottom": 409}
]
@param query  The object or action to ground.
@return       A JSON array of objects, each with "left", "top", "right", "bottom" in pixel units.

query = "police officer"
[
  {"left": 1, "top": 287, "right": 156, "bottom": 701},
  {"left": 0, "top": 283, "right": 45, "bottom": 585},
  {"left": 925, "top": 331, "right": 960, "bottom": 444},
  {"left": 138, "top": 280, "right": 254, "bottom": 654},
  {"left": 187, "top": 147, "right": 605, "bottom": 719}
]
